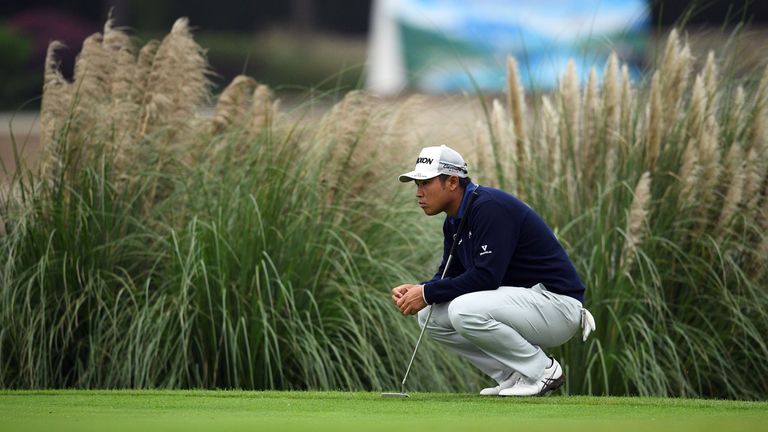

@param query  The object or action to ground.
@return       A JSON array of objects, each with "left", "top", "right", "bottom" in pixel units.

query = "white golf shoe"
[
  {"left": 479, "top": 371, "right": 522, "bottom": 396},
  {"left": 498, "top": 357, "right": 564, "bottom": 397}
]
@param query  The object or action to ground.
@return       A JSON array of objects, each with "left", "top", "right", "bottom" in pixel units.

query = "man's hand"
[
  {"left": 391, "top": 284, "right": 410, "bottom": 303},
  {"left": 391, "top": 284, "right": 427, "bottom": 315}
]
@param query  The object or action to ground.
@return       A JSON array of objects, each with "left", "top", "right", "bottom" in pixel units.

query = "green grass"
[{"left": 1, "top": 391, "right": 767, "bottom": 432}]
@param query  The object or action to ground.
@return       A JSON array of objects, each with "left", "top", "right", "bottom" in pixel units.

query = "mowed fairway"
[{"left": 1, "top": 391, "right": 767, "bottom": 432}]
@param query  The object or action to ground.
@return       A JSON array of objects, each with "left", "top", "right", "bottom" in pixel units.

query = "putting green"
[{"left": 1, "top": 391, "right": 766, "bottom": 432}]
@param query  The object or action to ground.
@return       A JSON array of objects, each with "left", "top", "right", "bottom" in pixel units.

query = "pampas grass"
[
  {"left": 3, "top": 18, "right": 476, "bottom": 393},
  {"left": 211, "top": 75, "right": 256, "bottom": 133},
  {"left": 646, "top": 72, "right": 663, "bottom": 173},
  {"left": 140, "top": 18, "right": 211, "bottom": 138},
  {"left": 499, "top": 31, "right": 767, "bottom": 398},
  {"left": 3, "top": 20, "right": 768, "bottom": 399},
  {"left": 559, "top": 60, "right": 581, "bottom": 162},
  {"left": 506, "top": 56, "right": 528, "bottom": 185},
  {"left": 620, "top": 171, "right": 651, "bottom": 271},
  {"left": 603, "top": 53, "right": 621, "bottom": 150},
  {"left": 39, "top": 41, "right": 73, "bottom": 178}
]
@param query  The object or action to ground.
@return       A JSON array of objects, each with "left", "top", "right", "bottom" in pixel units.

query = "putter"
[{"left": 382, "top": 189, "right": 479, "bottom": 398}]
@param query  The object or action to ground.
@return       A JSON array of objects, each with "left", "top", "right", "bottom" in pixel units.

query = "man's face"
[{"left": 415, "top": 177, "right": 449, "bottom": 216}]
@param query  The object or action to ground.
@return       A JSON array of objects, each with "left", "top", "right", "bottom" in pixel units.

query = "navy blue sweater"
[{"left": 422, "top": 183, "right": 585, "bottom": 304}]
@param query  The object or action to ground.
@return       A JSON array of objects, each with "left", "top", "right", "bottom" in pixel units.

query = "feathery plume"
[
  {"left": 722, "top": 140, "right": 743, "bottom": 185},
  {"left": 621, "top": 171, "right": 652, "bottom": 271},
  {"left": 669, "top": 42, "right": 692, "bottom": 120},
  {"left": 40, "top": 42, "right": 73, "bottom": 149},
  {"left": 121, "top": 39, "right": 159, "bottom": 171},
  {"left": 490, "top": 99, "right": 512, "bottom": 188},
  {"left": 716, "top": 155, "right": 745, "bottom": 233},
  {"left": 647, "top": 71, "right": 663, "bottom": 172},
  {"left": 473, "top": 119, "right": 492, "bottom": 186},
  {"left": 73, "top": 33, "right": 111, "bottom": 103},
  {"left": 727, "top": 86, "right": 746, "bottom": 140},
  {"left": 661, "top": 31, "right": 692, "bottom": 124},
  {"left": 742, "top": 148, "right": 763, "bottom": 217},
  {"left": 559, "top": 60, "right": 581, "bottom": 159},
  {"left": 702, "top": 51, "right": 719, "bottom": 114},
  {"left": 603, "top": 52, "right": 620, "bottom": 143},
  {"left": 248, "top": 84, "right": 276, "bottom": 135},
  {"left": 697, "top": 115, "right": 722, "bottom": 218},
  {"left": 72, "top": 33, "right": 112, "bottom": 136},
  {"left": 40, "top": 41, "right": 73, "bottom": 176},
  {"left": 604, "top": 146, "right": 618, "bottom": 188},
  {"left": 602, "top": 54, "right": 620, "bottom": 187},
  {"left": 134, "top": 40, "right": 159, "bottom": 106},
  {"left": 110, "top": 48, "right": 137, "bottom": 104},
  {"left": 492, "top": 98, "right": 515, "bottom": 158},
  {"left": 758, "top": 233, "right": 768, "bottom": 275},
  {"left": 140, "top": 18, "right": 211, "bottom": 137},
  {"left": 699, "top": 115, "right": 721, "bottom": 175},
  {"left": 634, "top": 104, "right": 646, "bottom": 151},
  {"left": 319, "top": 90, "right": 377, "bottom": 193},
  {"left": 109, "top": 47, "right": 139, "bottom": 160},
  {"left": 385, "top": 94, "right": 427, "bottom": 167},
  {"left": 582, "top": 67, "right": 600, "bottom": 176},
  {"left": 211, "top": 75, "right": 256, "bottom": 133},
  {"left": 506, "top": 56, "right": 528, "bottom": 179},
  {"left": 747, "top": 64, "right": 768, "bottom": 152},
  {"left": 659, "top": 29, "right": 680, "bottom": 109},
  {"left": 102, "top": 20, "right": 136, "bottom": 135},
  {"left": 678, "top": 144, "right": 701, "bottom": 213},
  {"left": 620, "top": 64, "right": 634, "bottom": 143},
  {"left": 660, "top": 29, "right": 680, "bottom": 83},
  {"left": 102, "top": 19, "right": 132, "bottom": 53},
  {"left": 541, "top": 95, "right": 561, "bottom": 181},
  {"left": 688, "top": 74, "right": 707, "bottom": 140}
]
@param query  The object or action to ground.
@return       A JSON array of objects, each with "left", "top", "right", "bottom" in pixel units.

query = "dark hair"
[{"left": 439, "top": 174, "right": 472, "bottom": 189}]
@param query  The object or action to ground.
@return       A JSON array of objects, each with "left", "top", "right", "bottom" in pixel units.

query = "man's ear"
[{"left": 450, "top": 176, "right": 460, "bottom": 191}]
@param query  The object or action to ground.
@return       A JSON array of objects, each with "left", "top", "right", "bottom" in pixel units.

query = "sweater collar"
[{"left": 448, "top": 182, "right": 478, "bottom": 224}]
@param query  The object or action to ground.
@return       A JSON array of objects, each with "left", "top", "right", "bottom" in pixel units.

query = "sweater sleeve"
[{"left": 423, "top": 201, "right": 522, "bottom": 304}]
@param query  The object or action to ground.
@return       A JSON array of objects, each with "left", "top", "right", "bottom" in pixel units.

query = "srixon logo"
[{"left": 416, "top": 157, "right": 434, "bottom": 164}]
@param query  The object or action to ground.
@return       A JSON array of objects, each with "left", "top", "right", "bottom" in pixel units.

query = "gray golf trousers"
[{"left": 417, "top": 283, "right": 582, "bottom": 383}]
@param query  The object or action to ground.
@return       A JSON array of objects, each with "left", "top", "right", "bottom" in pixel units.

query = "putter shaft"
[{"left": 388, "top": 189, "right": 479, "bottom": 397}]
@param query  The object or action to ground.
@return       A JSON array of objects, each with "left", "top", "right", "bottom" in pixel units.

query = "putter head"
[{"left": 381, "top": 392, "right": 409, "bottom": 398}]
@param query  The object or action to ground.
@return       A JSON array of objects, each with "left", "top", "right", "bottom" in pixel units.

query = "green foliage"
[
  {"left": 0, "top": 23, "right": 37, "bottom": 109},
  {"left": 0, "top": 23, "right": 31, "bottom": 66},
  {"left": 0, "top": 89, "right": 483, "bottom": 391},
  {"left": 486, "top": 35, "right": 768, "bottom": 399}
]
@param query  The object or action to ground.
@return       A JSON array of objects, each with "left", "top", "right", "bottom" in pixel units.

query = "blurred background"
[
  {"left": 2, "top": 0, "right": 768, "bottom": 174},
  {"left": 2, "top": 0, "right": 768, "bottom": 106}
]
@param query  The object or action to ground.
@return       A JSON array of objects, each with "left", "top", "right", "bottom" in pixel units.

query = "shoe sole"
[
  {"left": 496, "top": 374, "right": 565, "bottom": 397},
  {"left": 537, "top": 373, "right": 565, "bottom": 396}
]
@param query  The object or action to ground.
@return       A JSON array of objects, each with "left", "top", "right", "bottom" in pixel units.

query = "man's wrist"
[{"left": 420, "top": 284, "right": 429, "bottom": 305}]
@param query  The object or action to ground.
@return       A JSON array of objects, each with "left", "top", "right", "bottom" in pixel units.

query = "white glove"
[{"left": 581, "top": 308, "right": 596, "bottom": 342}]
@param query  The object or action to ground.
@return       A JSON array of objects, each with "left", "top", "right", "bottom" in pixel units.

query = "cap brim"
[{"left": 398, "top": 170, "right": 439, "bottom": 183}]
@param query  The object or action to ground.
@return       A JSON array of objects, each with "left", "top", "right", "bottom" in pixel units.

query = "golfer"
[{"left": 392, "top": 145, "right": 595, "bottom": 397}]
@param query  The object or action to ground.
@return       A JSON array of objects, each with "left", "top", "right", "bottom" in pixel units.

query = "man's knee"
[
  {"left": 447, "top": 294, "right": 490, "bottom": 333},
  {"left": 417, "top": 307, "right": 430, "bottom": 328},
  {"left": 418, "top": 305, "right": 457, "bottom": 339}
]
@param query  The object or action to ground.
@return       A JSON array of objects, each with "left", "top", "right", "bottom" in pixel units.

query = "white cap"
[{"left": 398, "top": 145, "right": 468, "bottom": 182}]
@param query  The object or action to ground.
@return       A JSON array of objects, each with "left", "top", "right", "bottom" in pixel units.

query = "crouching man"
[{"left": 392, "top": 145, "right": 594, "bottom": 397}]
